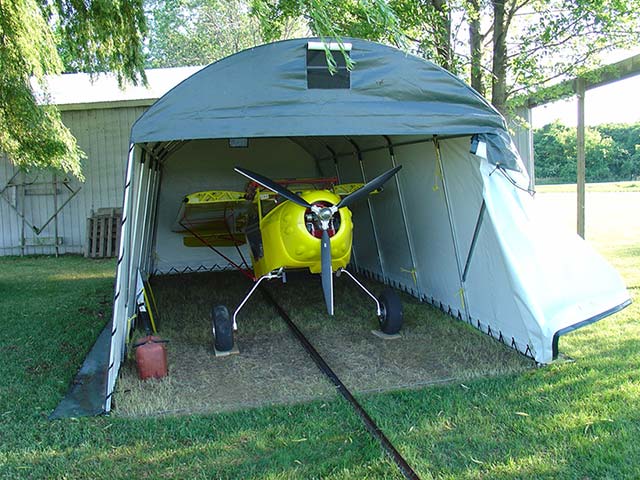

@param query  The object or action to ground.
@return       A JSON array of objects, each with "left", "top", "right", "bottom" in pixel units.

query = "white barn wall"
[
  {"left": 0, "top": 161, "right": 24, "bottom": 254},
  {"left": 0, "top": 106, "right": 147, "bottom": 256}
]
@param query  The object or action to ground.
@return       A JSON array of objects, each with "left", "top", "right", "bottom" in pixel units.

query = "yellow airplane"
[{"left": 174, "top": 165, "right": 403, "bottom": 351}]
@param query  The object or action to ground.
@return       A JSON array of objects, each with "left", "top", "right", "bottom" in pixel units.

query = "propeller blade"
[
  {"left": 320, "top": 229, "right": 334, "bottom": 316},
  {"left": 338, "top": 165, "right": 402, "bottom": 209},
  {"left": 234, "top": 167, "right": 311, "bottom": 209}
]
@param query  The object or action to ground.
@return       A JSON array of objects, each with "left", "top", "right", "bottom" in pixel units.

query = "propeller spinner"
[{"left": 234, "top": 165, "right": 402, "bottom": 315}]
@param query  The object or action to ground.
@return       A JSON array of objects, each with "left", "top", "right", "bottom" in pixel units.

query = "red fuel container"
[{"left": 134, "top": 336, "right": 168, "bottom": 380}]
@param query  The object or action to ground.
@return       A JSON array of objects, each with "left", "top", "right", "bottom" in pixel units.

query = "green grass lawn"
[{"left": 1, "top": 190, "right": 639, "bottom": 479}]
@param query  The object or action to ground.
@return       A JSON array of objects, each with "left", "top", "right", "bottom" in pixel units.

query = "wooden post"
[
  {"left": 91, "top": 215, "right": 98, "bottom": 257},
  {"left": 107, "top": 210, "right": 114, "bottom": 258},
  {"left": 576, "top": 77, "right": 586, "bottom": 239}
]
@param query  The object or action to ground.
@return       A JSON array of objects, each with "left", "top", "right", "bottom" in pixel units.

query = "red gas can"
[{"left": 134, "top": 336, "right": 168, "bottom": 380}]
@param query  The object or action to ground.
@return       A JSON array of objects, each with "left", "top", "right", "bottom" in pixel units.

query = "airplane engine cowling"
[{"left": 255, "top": 190, "right": 353, "bottom": 277}]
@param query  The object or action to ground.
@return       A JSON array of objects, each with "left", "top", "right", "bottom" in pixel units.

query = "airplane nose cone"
[{"left": 318, "top": 207, "right": 333, "bottom": 222}]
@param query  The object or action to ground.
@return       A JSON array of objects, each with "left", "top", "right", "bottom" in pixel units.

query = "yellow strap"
[
  {"left": 126, "top": 313, "right": 137, "bottom": 339},
  {"left": 142, "top": 288, "right": 158, "bottom": 334},
  {"left": 433, "top": 159, "right": 442, "bottom": 192},
  {"left": 458, "top": 288, "right": 466, "bottom": 310},
  {"left": 433, "top": 138, "right": 443, "bottom": 191},
  {"left": 146, "top": 281, "right": 160, "bottom": 318},
  {"left": 401, "top": 267, "right": 418, "bottom": 286}
]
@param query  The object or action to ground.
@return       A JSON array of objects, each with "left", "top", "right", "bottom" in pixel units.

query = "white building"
[{"left": 0, "top": 67, "right": 201, "bottom": 256}]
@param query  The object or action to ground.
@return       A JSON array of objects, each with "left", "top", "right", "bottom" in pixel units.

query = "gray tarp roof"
[{"left": 131, "top": 38, "right": 521, "bottom": 170}]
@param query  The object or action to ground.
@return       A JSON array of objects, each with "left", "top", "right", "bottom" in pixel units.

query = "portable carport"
[{"left": 106, "top": 38, "right": 630, "bottom": 412}]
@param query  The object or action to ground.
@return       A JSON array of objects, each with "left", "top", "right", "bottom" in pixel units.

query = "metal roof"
[{"left": 37, "top": 66, "right": 203, "bottom": 111}]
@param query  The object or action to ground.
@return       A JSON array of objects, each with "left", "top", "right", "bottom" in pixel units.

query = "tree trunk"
[
  {"left": 431, "top": 0, "right": 452, "bottom": 71},
  {"left": 491, "top": 0, "right": 508, "bottom": 113},
  {"left": 468, "top": 0, "right": 484, "bottom": 96}
]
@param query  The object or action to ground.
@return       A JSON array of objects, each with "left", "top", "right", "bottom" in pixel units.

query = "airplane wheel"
[
  {"left": 378, "top": 289, "right": 403, "bottom": 335},
  {"left": 212, "top": 305, "right": 234, "bottom": 352}
]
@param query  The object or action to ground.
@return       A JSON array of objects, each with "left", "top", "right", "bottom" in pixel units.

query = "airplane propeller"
[
  {"left": 234, "top": 165, "right": 402, "bottom": 315},
  {"left": 234, "top": 167, "right": 312, "bottom": 209}
]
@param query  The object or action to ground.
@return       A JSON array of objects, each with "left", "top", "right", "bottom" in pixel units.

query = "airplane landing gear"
[
  {"left": 336, "top": 268, "right": 404, "bottom": 335},
  {"left": 212, "top": 305, "right": 234, "bottom": 352},
  {"left": 377, "top": 289, "right": 403, "bottom": 335}
]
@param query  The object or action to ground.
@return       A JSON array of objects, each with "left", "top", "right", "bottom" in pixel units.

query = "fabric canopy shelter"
[{"left": 105, "top": 38, "right": 630, "bottom": 413}]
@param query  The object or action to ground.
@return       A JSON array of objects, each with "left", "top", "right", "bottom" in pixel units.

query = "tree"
[
  {"left": 251, "top": 0, "right": 406, "bottom": 50},
  {"left": 533, "top": 121, "right": 640, "bottom": 183},
  {"left": 0, "top": 0, "right": 147, "bottom": 179},
  {"left": 145, "top": 0, "right": 270, "bottom": 68},
  {"left": 251, "top": 0, "right": 640, "bottom": 115}
]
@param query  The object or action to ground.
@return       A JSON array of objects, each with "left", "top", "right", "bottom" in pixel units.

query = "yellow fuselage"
[{"left": 251, "top": 190, "right": 353, "bottom": 278}]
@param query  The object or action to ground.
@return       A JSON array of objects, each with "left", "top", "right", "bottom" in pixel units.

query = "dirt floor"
[{"left": 114, "top": 271, "right": 534, "bottom": 417}]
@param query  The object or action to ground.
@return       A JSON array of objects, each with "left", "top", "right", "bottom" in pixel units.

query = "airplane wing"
[
  {"left": 333, "top": 183, "right": 382, "bottom": 197},
  {"left": 173, "top": 190, "right": 249, "bottom": 247}
]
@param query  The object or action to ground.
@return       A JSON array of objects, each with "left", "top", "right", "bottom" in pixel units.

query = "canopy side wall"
[
  {"left": 106, "top": 146, "right": 139, "bottom": 412},
  {"left": 358, "top": 147, "right": 418, "bottom": 290},
  {"left": 392, "top": 139, "right": 463, "bottom": 310},
  {"left": 479, "top": 160, "right": 630, "bottom": 362},
  {"left": 332, "top": 152, "right": 384, "bottom": 277}
]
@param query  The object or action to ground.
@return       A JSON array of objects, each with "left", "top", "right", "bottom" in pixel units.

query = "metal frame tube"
[
  {"left": 328, "top": 145, "right": 360, "bottom": 269},
  {"left": 348, "top": 138, "right": 386, "bottom": 282},
  {"left": 338, "top": 268, "right": 381, "bottom": 315},
  {"left": 462, "top": 201, "right": 486, "bottom": 282},
  {"left": 53, "top": 174, "right": 59, "bottom": 256},
  {"left": 384, "top": 136, "right": 421, "bottom": 293},
  {"left": 232, "top": 268, "right": 284, "bottom": 330}
]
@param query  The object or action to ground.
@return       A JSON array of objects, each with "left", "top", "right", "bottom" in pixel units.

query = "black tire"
[
  {"left": 378, "top": 289, "right": 403, "bottom": 334},
  {"left": 212, "top": 305, "right": 234, "bottom": 352}
]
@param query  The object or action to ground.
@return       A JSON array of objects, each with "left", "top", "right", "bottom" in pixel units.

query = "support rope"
[{"left": 179, "top": 221, "right": 255, "bottom": 281}]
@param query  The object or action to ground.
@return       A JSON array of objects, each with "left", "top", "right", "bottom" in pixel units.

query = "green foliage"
[
  {"left": 53, "top": 0, "right": 147, "bottom": 85},
  {"left": 0, "top": 0, "right": 147, "bottom": 179},
  {"left": 251, "top": 0, "right": 640, "bottom": 113},
  {"left": 252, "top": 0, "right": 406, "bottom": 49},
  {"left": 0, "top": 0, "right": 83, "bottom": 178},
  {"left": 534, "top": 121, "right": 640, "bottom": 183},
  {"left": 145, "top": 0, "right": 267, "bottom": 68}
]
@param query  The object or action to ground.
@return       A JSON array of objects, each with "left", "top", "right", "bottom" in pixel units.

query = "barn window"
[{"left": 306, "top": 42, "right": 351, "bottom": 89}]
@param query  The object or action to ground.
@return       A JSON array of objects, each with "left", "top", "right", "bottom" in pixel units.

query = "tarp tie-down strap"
[
  {"left": 458, "top": 288, "right": 466, "bottom": 311},
  {"left": 400, "top": 267, "right": 418, "bottom": 286},
  {"left": 433, "top": 158, "right": 442, "bottom": 192}
]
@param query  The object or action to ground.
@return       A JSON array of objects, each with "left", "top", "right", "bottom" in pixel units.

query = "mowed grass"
[{"left": 1, "top": 189, "right": 639, "bottom": 479}]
